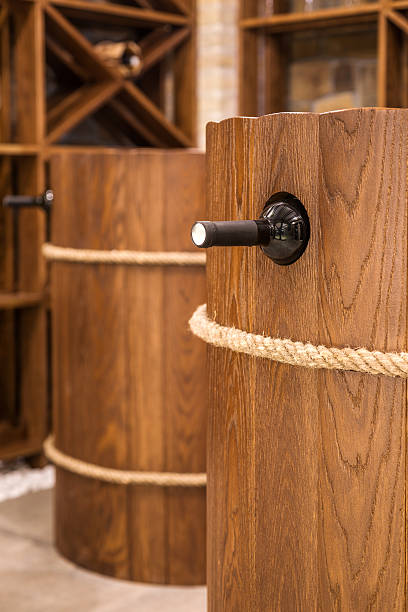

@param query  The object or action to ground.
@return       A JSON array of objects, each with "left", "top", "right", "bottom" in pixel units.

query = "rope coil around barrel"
[
  {"left": 44, "top": 436, "right": 207, "bottom": 487},
  {"left": 189, "top": 303, "right": 408, "bottom": 378},
  {"left": 42, "top": 243, "right": 206, "bottom": 266}
]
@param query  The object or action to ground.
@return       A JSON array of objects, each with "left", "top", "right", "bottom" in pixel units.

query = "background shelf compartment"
[
  {"left": 0, "top": 153, "right": 47, "bottom": 463},
  {"left": 286, "top": 24, "right": 377, "bottom": 112},
  {"left": 0, "top": 0, "right": 197, "bottom": 462},
  {"left": 240, "top": 0, "right": 408, "bottom": 114}
]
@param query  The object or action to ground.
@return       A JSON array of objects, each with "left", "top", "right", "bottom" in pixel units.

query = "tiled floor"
[{"left": 0, "top": 489, "right": 206, "bottom": 612}]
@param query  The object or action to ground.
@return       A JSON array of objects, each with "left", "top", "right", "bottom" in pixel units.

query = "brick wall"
[{"left": 197, "top": 0, "right": 239, "bottom": 149}]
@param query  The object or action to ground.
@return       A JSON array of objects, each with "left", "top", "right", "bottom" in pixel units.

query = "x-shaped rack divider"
[{"left": 44, "top": 1, "right": 193, "bottom": 147}]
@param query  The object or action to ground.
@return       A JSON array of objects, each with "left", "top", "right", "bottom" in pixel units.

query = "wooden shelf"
[
  {"left": 0, "top": 437, "right": 44, "bottom": 462},
  {"left": 0, "top": 0, "right": 196, "bottom": 461},
  {"left": 392, "top": 0, "right": 408, "bottom": 8},
  {"left": 0, "top": 292, "right": 44, "bottom": 310},
  {"left": 49, "top": 0, "right": 190, "bottom": 27},
  {"left": 241, "top": 3, "right": 379, "bottom": 32},
  {"left": 0, "top": 143, "right": 40, "bottom": 155}
]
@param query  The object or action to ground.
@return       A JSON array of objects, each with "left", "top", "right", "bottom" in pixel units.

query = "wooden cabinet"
[{"left": 0, "top": 0, "right": 196, "bottom": 461}]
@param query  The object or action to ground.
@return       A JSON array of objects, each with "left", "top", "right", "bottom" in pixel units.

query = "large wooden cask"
[
  {"left": 204, "top": 109, "right": 408, "bottom": 609},
  {"left": 49, "top": 148, "right": 206, "bottom": 584}
]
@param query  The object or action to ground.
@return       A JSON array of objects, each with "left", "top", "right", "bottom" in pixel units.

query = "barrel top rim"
[{"left": 206, "top": 107, "right": 408, "bottom": 129}]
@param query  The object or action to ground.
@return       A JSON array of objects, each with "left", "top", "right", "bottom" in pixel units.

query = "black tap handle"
[
  {"left": 191, "top": 191, "right": 310, "bottom": 266},
  {"left": 191, "top": 220, "right": 271, "bottom": 248},
  {"left": 3, "top": 190, "right": 54, "bottom": 212}
]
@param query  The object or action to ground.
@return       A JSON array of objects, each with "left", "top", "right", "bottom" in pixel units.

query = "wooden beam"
[
  {"left": 108, "top": 97, "right": 165, "bottom": 147},
  {"left": 0, "top": 291, "right": 44, "bottom": 309},
  {"left": 385, "top": 8, "right": 408, "bottom": 36},
  {"left": 12, "top": 1, "right": 45, "bottom": 143},
  {"left": 139, "top": 26, "right": 190, "bottom": 77},
  {"left": 46, "top": 36, "right": 89, "bottom": 82},
  {"left": 121, "top": 82, "right": 192, "bottom": 147},
  {"left": 46, "top": 81, "right": 122, "bottom": 144},
  {"left": 15, "top": 156, "right": 48, "bottom": 451},
  {"left": 49, "top": 0, "right": 189, "bottom": 26},
  {"left": 0, "top": 5, "right": 10, "bottom": 142},
  {"left": 241, "top": 3, "right": 379, "bottom": 32},
  {"left": 380, "top": 14, "right": 406, "bottom": 107},
  {"left": 0, "top": 144, "right": 40, "bottom": 155},
  {"left": 173, "top": 0, "right": 196, "bottom": 143},
  {"left": 377, "top": 12, "right": 388, "bottom": 106},
  {"left": 45, "top": 4, "right": 119, "bottom": 81}
]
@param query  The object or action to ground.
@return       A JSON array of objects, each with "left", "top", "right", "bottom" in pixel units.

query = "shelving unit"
[
  {"left": 240, "top": 0, "right": 408, "bottom": 114},
  {"left": 0, "top": 0, "right": 196, "bottom": 461}
]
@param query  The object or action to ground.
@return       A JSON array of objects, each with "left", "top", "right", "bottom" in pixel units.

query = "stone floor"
[{"left": 0, "top": 489, "right": 206, "bottom": 612}]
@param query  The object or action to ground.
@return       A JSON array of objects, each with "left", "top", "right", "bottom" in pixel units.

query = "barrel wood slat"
[
  {"left": 50, "top": 149, "right": 206, "bottom": 584},
  {"left": 206, "top": 108, "right": 407, "bottom": 610}
]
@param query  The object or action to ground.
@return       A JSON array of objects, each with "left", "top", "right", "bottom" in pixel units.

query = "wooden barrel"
[
  {"left": 49, "top": 148, "right": 206, "bottom": 585},
  {"left": 206, "top": 109, "right": 408, "bottom": 609}
]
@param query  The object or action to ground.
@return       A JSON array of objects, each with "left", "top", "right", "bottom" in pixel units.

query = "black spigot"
[
  {"left": 191, "top": 191, "right": 310, "bottom": 266},
  {"left": 3, "top": 189, "right": 54, "bottom": 212}
]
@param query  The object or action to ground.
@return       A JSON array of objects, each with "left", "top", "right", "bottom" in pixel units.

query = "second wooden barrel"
[{"left": 49, "top": 148, "right": 206, "bottom": 584}]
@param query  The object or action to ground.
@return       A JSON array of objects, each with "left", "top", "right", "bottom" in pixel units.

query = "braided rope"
[
  {"left": 189, "top": 304, "right": 408, "bottom": 378},
  {"left": 44, "top": 436, "right": 207, "bottom": 487},
  {"left": 42, "top": 243, "right": 206, "bottom": 266}
]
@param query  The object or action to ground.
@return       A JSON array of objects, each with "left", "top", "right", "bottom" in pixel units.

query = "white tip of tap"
[{"left": 191, "top": 222, "right": 207, "bottom": 246}]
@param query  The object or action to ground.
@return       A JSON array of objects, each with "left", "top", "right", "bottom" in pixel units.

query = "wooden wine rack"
[
  {"left": 240, "top": 0, "right": 408, "bottom": 114},
  {"left": 0, "top": 0, "right": 196, "bottom": 462}
]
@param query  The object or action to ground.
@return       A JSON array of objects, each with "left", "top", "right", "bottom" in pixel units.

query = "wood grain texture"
[
  {"left": 317, "top": 108, "right": 407, "bottom": 611},
  {"left": 206, "top": 108, "right": 407, "bottom": 610},
  {"left": 51, "top": 149, "right": 206, "bottom": 584}
]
